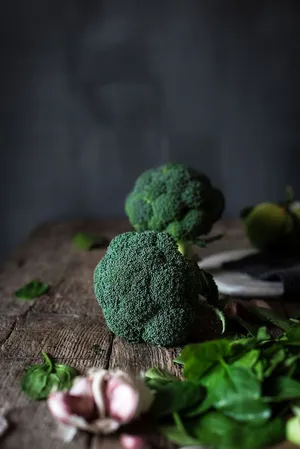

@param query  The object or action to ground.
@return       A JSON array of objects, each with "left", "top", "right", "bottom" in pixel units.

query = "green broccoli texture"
[
  {"left": 125, "top": 163, "right": 224, "bottom": 256},
  {"left": 93, "top": 230, "right": 218, "bottom": 347}
]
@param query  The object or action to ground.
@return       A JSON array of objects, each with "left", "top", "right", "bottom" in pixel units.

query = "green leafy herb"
[
  {"left": 286, "top": 323, "right": 300, "bottom": 342},
  {"left": 145, "top": 367, "right": 179, "bottom": 383},
  {"left": 149, "top": 380, "right": 205, "bottom": 418},
  {"left": 190, "top": 413, "right": 284, "bottom": 449},
  {"left": 248, "top": 307, "right": 292, "bottom": 332},
  {"left": 15, "top": 280, "right": 49, "bottom": 300},
  {"left": 72, "top": 232, "right": 108, "bottom": 250},
  {"left": 181, "top": 340, "right": 231, "bottom": 380},
  {"left": 148, "top": 326, "right": 300, "bottom": 449},
  {"left": 266, "top": 376, "right": 300, "bottom": 402},
  {"left": 20, "top": 352, "right": 77, "bottom": 400}
]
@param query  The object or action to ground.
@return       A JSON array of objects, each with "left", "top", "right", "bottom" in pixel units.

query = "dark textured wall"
[{"left": 0, "top": 0, "right": 299, "bottom": 260}]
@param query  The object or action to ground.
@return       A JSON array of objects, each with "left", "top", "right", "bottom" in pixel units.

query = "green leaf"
[
  {"left": 72, "top": 232, "right": 107, "bottom": 250},
  {"left": 173, "top": 354, "right": 184, "bottom": 365},
  {"left": 250, "top": 307, "right": 292, "bottom": 331},
  {"left": 15, "top": 280, "right": 49, "bottom": 300},
  {"left": 229, "top": 336, "right": 253, "bottom": 349},
  {"left": 187, "top": 365, "right": 226, "bottom": 417},
  {"left": 159, "top": 418, "right": 200, "bottom": 446},
  {"left": 20, "top": 352, "right": 77, "bottom": 400},
  {"left": 286, "top": 323, "right": 300, "bottom": 343},
  {"left": 216, "top": 365, "right": 261, "bottom": 403},
  {"left": 253, "top": 360, "right": 265, "bottom": 382},
  {"left": 266, "top": 377, "right": 300, "bottom": 402},
  {"left": 263, "top": 348, "right": 286, "bottom": 378},
  {"left": 232, "top": 349, "right": 260, "bottom": 369},
  {"left": 181, "top": 340, "right": 231, "bottom": 380},
  {"left": 191, "top": 412, "right": 285, "bottom": 449},
  {"left": 256, "top": 326, "right": 270, "bottom": 342},
  {"left": 144, "top": 367, "right": 179, "bottom": 384},
  {"left": 149, "top": 380, "right": 205, "bottom": 418},
  {"left": 206, "top": 365, "right": 270, "bottom": 423},
  {"left": 220, "top": 398, "right": 271, "bottom": 423}
]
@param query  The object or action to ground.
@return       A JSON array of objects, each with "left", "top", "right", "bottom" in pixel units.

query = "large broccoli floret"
[
  {"left": 125, "top": 163, "right": 224, "bottom": 257},
  {"left": 93, "top": 230, "right": 218, "bottom": 347}
]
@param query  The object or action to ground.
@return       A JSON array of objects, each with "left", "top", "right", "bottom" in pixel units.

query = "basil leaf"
[
  {"left": 214, "top": 365, "right": 261, "bottom": 403},
  {"left": 180, "top": 340, "right": 231, "bottom": 380},
  {"left": 220, "top": 398, "right": 271, "bottom": 423},
  {"left": 15, "top": 280, "right": 49, "bottom": 300},
  {"left": 203, "top": 365, "right": 270, "bottom": 423},
  {"left": 266, "top": 377, "right": 300, "bottom": 402},
  {"left": 263, "top": 348, "right": 286, "bottom": 378},
  {"left": 173, "top": 354, "right": 184, "bottom": 365},
  {"left": 191, "top": 412, "right": 285, "bottom": 449},
  {"left": 256, "top": 327, "right": 270, "bottom": 342},
  {"left": 54, "top": 364, "right": 77, "bottom": 390},
  {"left": 159, "top": 418, "right": 200, "bottom": 446},
  {"left": 149, "top": 380, "right": 205, "bottom": 418},
  {"left": 20, "top": 352, "right": 77, "bottom": 400},
  {"left": 73, "top": 232, "right": 107, "bottom": 250},
  {"left": 145, "top": 367, "right": 179, "bottom": 384},
  {"left": 232, "top": 349, "right": 260, "bottom": 369},
  {"left": 249, "top": 307, "right": 292, "bottom": 332},
  {"left": 185, "top": 364, "right": 226, "bottom": 417},
  {"left": 286, "top": 323, "right": 300, "bottom": 343}
]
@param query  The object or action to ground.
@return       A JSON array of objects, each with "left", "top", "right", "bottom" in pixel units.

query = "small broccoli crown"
[
  {"left": 125, "top": 163, "right": 224, "bottom": 241},
  {"left": 94, "top": 230, "right": 216, "bottom": 346}
]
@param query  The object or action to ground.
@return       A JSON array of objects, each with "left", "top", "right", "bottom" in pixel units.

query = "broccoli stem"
[
  {"left": 177, "top": 240, "right": 189, "bottom": 256},
  {"left": 177, "top": 241, "right": 198, "bottom": 260}
]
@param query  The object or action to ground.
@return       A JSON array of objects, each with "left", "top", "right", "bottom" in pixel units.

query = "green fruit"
[{"left": 243, "top": 203, "right": 293, "bottom": 251}]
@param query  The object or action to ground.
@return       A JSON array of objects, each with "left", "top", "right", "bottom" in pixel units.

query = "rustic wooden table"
[{"left": 0, "top": 219, "right": 297, "bottom": 449}]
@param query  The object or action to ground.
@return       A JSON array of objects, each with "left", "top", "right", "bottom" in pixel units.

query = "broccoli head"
[
  {"left": 125, "top": 164, "right": 224, "bottom": 254},
  {"left": 93, "top": 230, "right": 218, "bottom": 346}
]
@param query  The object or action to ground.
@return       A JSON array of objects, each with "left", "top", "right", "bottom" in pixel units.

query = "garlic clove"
[{"left": 120, "top": 434, "right": 148, "bottom": 449}]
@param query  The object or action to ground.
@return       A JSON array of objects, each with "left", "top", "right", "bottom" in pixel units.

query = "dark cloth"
[{"left": 223, "top": 252, "right": 300, "bottom": 298}]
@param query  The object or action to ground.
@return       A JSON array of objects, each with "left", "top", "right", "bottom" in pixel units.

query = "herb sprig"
[
  {"left": 15, "top": 280, "right": 49, "bottom": 300},
  {"left": 21, "top": 352, "right": 77, "bottom": 400},
  {"left": 146, "top": 325, "right": 300, "bottom": 449}
]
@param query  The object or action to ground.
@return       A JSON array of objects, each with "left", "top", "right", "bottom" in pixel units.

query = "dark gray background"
[{"left": 0, "top": 0, "right": 299, "bottom": 260}]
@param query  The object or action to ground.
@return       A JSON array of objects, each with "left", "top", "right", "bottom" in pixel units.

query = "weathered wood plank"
[
  {"left": 1, "top": 315, "right": 112, "bottom": 363},
  {"left": 0, "top": 219, "right": 130, "bottom": 319},
  {"left": 109, "top": 337, "right": 182, "bottom": 377},
  {"left": 31, "top": 250, "right": 105, "bottom": 317}
]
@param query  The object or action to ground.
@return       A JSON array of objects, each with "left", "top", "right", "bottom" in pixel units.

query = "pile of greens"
[{"left": 145, "top": 325, "right": 300, "bottom": 449}]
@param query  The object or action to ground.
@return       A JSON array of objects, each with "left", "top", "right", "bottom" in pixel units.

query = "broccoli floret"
[
  {"left": 125, "top": 163, "right": 224, "bottom": 256},
  {"left": 93, "top": 230, "right": 218, "bottom": 347}
]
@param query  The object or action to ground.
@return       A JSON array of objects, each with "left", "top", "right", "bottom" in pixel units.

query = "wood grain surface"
[{"left": 0, "top": 219, "right": 298, "bottom": 449}]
